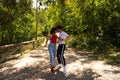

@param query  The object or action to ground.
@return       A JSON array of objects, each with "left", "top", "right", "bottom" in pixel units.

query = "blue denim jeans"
[{"left": 48, "top": 43, "right": 57, "bottom": 65}]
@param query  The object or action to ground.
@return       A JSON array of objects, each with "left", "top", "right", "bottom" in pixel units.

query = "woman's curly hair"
[{"left": 50, "top": 27, "right": 57, "bottom": 34}]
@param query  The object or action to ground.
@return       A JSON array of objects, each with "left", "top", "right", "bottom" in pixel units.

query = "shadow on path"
[
  {"left": 0, "top": 47, "right": 120, "bottom": 80},
  {"left": 0, "top": 64, "right": 100, "bottom": 80}
]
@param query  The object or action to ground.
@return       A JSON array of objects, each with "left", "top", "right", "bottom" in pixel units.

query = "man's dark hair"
[
  {"left": 50, "top": 27, "right": 56, "bottom": 34},
  {"left": 56, "top": 25, "right": 63, "bottom": 29}
]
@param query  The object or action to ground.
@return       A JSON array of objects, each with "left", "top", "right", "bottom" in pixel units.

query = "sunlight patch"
[
  {"left": 67, "top": 60, "right": 82, "bottom": 74},
  {"left": 13, "top": 57, "right": 37, "bottom": 68},
  {"left": 34, "top": 79, "right": 45, "bottom": 80}
]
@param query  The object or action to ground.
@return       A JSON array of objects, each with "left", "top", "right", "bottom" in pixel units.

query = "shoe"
[
  {"left": 51, "top": 67, "right": 54, "bottom": 72},
  {"left": 63, "top": 67, "right": 67, "bottom": 74},
  {"left": 51, "top": 65, "right": 55, "bottom": 72},
  {"left": 57, "top": 64, "right": 62, "bottom": 68}
]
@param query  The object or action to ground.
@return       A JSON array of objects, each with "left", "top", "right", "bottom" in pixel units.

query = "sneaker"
[
  {"left": 57, "top": 64, "right": 62, "bottom": 68},
  {"left": 63, "top": 67, "right": 67, "bottom": 74}
]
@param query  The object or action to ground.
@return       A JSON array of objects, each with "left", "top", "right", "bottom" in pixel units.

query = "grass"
[{"left": 88, "top": 52, "right": 120, "bottom": 66}]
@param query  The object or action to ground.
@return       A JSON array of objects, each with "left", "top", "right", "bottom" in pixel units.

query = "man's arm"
[
  {"left": 58, "top": 37, "right": 63, "bottom": 41},
  {"left": 66, "top": 35, "right": 70, "bottom": 40},
  {"left": 59, "top": 35, "right": 69, "bottom": 41},
  {"left": 63, "top": 35, "right": 69, "bottom": 41}
]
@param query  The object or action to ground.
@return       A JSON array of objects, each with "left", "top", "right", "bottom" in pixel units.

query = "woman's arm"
[{"left": 44, "top": 35, "right": 51, "bottom": 47}]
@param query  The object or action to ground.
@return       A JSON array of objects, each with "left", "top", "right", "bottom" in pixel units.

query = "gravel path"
[{"left": 0, "top": 47, "right": 120, "bottom": 80}]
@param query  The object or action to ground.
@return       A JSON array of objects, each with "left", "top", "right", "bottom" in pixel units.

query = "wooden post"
[
  {"left": 36, "top": 40, "right": 39, "bottom": 47},
  {"left": 33, "top": 41, "right": 35, "bottom": 49},
  {"left": 20, "top": 43, "right": 22, "bottom": 55}
]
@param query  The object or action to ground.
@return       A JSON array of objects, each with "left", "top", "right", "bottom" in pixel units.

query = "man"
[{"left": 56, "top": 25, "right": 69, "bottom": 74}]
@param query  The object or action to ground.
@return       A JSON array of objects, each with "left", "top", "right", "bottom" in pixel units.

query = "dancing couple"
[{"left": 45, "top": 25, "right": 69, "bottom": 74}]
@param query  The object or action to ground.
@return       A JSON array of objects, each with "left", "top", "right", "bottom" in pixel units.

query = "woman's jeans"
[{"left": 48, "top": 43, "right": 57, "bottom": 65}]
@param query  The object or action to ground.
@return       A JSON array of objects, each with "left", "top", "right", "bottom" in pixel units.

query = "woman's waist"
[{"left": 49, "top": 42, "right": 56, "bottom": 45}]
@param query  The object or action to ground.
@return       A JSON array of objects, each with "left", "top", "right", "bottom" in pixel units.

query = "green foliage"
[
  {"left": 43, "top": 0, "right": 120, "bottom": 52},
  {"left": 0, "top": 0, "right": 120, "bottom": 53},
  {"left": 0, "top": 0, "right": 35, "bottom": 45}
]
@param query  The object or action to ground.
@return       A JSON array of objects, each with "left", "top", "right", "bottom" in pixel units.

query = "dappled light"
[
  {"left": 0, "top": 47, "right": 120, "bottom": 80},
  {"left": 0, "top": 0, "right": 120, "bottom": 80}
]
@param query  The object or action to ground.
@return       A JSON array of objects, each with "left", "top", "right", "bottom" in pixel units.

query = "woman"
[{"left": 45, "top": 27, "right": 57, "bottom": 72}]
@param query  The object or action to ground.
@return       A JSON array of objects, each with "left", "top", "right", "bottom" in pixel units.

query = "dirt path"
[{"left": 0, "top": 47, "right": 120, "bottom": 80}]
